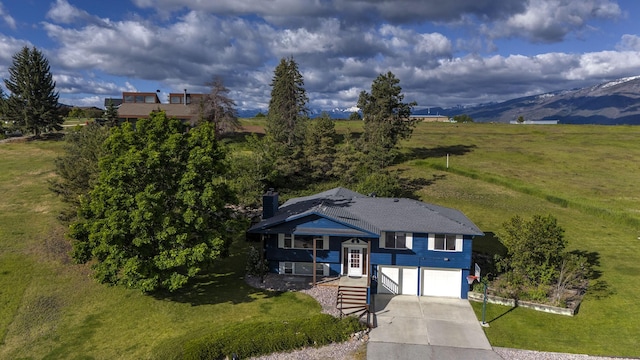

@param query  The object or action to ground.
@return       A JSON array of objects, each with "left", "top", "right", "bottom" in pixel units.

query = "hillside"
[{"left": 440, "top": 76, "right": 640, "bottom": 124}]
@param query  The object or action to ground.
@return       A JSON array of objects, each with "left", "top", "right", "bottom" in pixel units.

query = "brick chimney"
[{"left": 262, "top": 188, "right": 279, "bottom": 219}]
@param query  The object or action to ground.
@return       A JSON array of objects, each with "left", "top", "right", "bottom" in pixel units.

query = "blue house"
[{"left": 248, "top": 187, "right": 483, "bottom": 302}]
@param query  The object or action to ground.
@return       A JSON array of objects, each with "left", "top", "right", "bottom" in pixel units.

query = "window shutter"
[
  {"left": 456, "top": 235, "right": 463, "bottom": 252},
  {"left": 278, "top": 262, "right": 284, "bottom": 274},
  {"left": 379, "top": 232, "right": 386, "bottom": 249},
  {"left": 278, "top": 234, "right": 284, "bottom": 248},
  {"left": 405, "top": 233, "right": 413, "bottom": 249},
  {"left": 427, "top": 234, "right": 434, "bottom": 250},
  {"left": 323, "top": 235, "right": 330, "bottom": 250}
]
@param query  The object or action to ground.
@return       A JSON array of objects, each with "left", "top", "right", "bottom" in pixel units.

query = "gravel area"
[{"left": 494, "top": 348, "right": 630, "bottom": 360}]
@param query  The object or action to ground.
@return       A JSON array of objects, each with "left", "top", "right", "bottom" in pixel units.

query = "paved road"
[{"left": 367, "top": 295, "right": 503, "bottom": 360}]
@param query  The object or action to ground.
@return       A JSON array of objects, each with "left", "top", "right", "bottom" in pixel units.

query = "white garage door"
[
  {"left": 421, "top": 268, "right": 462, "bottom": 298},
  {"left": 377, "top": 266, "right": 418, "bottom": 295}
]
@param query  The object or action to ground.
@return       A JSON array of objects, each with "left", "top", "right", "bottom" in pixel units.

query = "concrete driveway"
[{"left": 367, "top": 295, "right": 503, "bottom": 360}]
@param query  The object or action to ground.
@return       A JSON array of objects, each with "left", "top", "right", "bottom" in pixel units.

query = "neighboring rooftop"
[{"left": 114, "top": 91, "right": 205, "bottom": 123}]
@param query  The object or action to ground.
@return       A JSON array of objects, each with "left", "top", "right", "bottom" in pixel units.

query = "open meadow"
[{"left": 1, "top": 121, "right": 639, "bottom": 358}]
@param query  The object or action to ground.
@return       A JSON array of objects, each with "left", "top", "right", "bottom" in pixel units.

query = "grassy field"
[
  {"left": 1, "top": 122, "right": 640, "bottom": 358},
  {"left": 399, "top": 123, "right": 640, "bottom": 357}
]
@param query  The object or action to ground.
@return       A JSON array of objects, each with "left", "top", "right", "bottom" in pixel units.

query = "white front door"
[{"left": 348, "top": 248, "right": 362, "bottom": 276}]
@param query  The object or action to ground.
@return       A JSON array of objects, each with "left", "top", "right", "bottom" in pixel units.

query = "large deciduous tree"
[
  {"left": 357, "top": 71, "right": 417, "bottom": 169},
  {"left": 4, "top": 46, "right": 62, "bottom": 137},
  {"left": 198, "top": 76, "right": 240, "bottom": 138},
  {"left": 69, "top": 111, "right": 236, "bottom": 292}
]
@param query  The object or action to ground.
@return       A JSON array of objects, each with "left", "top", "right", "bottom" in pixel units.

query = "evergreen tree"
[
  {"left": 4, "top": 46, "right": 62, "bottom": 137},
  {"left": 104, "top": 99, "right": 119, "bottom": 127},
  {"left": 69, "top": 111, "right": 237, "bottom": 292},
  {"left": 304, "top": 112, "right": 337, "bottom": 181},
  {"left": 198, "top": 76, "right": 240, "bottom": 138},
  {"left": 50, "top": 123, "right": 110, "bottom": 222},
  {"left": 331, "top": 129, "right": 364, "bottom": 185},
  {"left": 267, "top": 57, "right": 308, "bottom": 147},
  {"left": 265, "top": 57, "right": 309, "bottom": 186},
  {"left": 357, "top": 71, "right": 417, "bottom": 169}
]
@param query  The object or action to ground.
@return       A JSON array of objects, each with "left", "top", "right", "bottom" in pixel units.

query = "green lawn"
[{"left": 2, "top": 122, "right": 640, "bottom": 358}]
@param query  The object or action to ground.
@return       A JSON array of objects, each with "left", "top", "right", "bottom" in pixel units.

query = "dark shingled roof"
[{"left": 249, "top": 187, "right": 483, "bottom": 236}]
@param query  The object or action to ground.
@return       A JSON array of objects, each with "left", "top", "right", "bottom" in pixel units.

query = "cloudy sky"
[{"left": 1, "top": 0, "right": 640, "bottom": 112}]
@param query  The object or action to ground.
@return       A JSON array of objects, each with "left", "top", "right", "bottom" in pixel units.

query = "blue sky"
[{"left": 1, "top": 0, "right": 640, "bottom": 111}]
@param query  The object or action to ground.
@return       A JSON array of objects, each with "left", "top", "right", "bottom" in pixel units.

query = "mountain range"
[{"left": 238, "top": 75, "right": 640, "bottom": 124}]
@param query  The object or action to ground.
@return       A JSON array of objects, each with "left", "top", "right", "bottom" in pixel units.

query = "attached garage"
[
  {"left": 377, "top": 266, "right": 418, "bottom": 295},
  {"left": 421, "top": 268, "right": 462, "bottom": 298}
]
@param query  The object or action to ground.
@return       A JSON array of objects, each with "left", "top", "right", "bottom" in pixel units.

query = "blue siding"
[
  {"left": 369, "top": 234, "right": 472, "bottom": 270},
  {"left": 263, "top": 231, "right": 475, "bottom": 298}
]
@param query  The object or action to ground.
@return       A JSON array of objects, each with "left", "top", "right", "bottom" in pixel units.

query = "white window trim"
[
  {"left": 428, "top": 234, "right": 463, "bottom": 252},
  {"left": 278, "top": 261, "right": 330, "bottom": 276},
  {"left": 379, "top": 232, "right": 413, "bottom": 250},
  {"left": 278, "top": 234, "right": 329, "bottom": 250}
]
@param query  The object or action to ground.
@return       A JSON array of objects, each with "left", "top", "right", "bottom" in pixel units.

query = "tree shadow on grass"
[
  {"left": 151, "top": 271, "right": 281, "bottom": 306},
  {"left": 151, "top": 240, "right": 282, "bottom": 306},
  {"left": 400, "top": 144, "right": 477, "bottom": 162},
  {"left": 398, "top": 173, "right": 447, "bottom": 199},
  {"left": 568, "top": 249, "right": 602, "bottom": 280}
]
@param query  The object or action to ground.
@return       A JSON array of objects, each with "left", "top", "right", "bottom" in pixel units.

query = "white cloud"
[
  {"left": 0, "top": 2, "right": 16, "bottom": 29},
  {"left": 617, "top": 34, "right": 640, "bottom": 51},
  {"left": 488, "top": 0, "right": 621, "bottom": 42}
]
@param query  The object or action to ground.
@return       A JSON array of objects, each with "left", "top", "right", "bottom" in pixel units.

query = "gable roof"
[{"left": 249, "top": 187, "right": 483, "bottom": 236}]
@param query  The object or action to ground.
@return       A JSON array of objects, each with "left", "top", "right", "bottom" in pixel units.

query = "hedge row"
[{"left": 183, "top": 314, "right": 365, "bottom": 360}]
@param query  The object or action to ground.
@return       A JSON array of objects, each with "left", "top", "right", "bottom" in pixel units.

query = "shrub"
[{"left": 183, "top": 315, "right": 365, "bottom": 360}]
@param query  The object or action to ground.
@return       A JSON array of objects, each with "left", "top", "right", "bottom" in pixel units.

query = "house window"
[
  {"left": 145, "top": 95, "right": 156, "bottom": 103},
  {"left": 124, "top": 95, "right": 134, "bottom": 103},
  {"left": 170, "top": 96, "right": 182, "bottom": 104},
  {"left": 135, "top": 95, "right": 144, "bottom": 103},
  {"left": 283, "top": 234, "right": 292, "bottom": 248},
  {"left": 435, "top": 234, "right": 457, "bottom": 251},
  {"left": 279, "top": 262, "right": 328, "bottom": 276},
  {"left": 385, "top": 232, "right": 406, "bottom": 249},
  {"left": 279, "top": 234, "right": 328, "bottom": 249}
]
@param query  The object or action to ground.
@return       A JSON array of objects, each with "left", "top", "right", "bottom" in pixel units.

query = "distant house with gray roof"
[{"left": 248, "top": 187, "right": 483, "bottom": 314}]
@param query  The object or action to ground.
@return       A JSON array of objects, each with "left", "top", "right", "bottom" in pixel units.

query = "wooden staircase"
[{"left": 336, "top": 285, "right": 369, "bottom": 319}]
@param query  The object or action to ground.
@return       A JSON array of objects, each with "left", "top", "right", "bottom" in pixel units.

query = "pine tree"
[
  {"left": 304, "top": 112, "right": 337, "bottom": 181},
  {"left": 357, "top": 71, "right": 417, "bottom": 169},
  {"left": 267, "top": 57, "right": 308, "bottom": 147},
  {"left": 104, "top": 99, "right": 119, "bottom": 127},
  {"left": 265, "top": 57, "right": 309, "bottom": 186},
  {"left": 50, "top": 123, "right": 110, "bottom": 222},
  {"left": 4, "top": 46, "right": 62, "bottom": 137}
]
